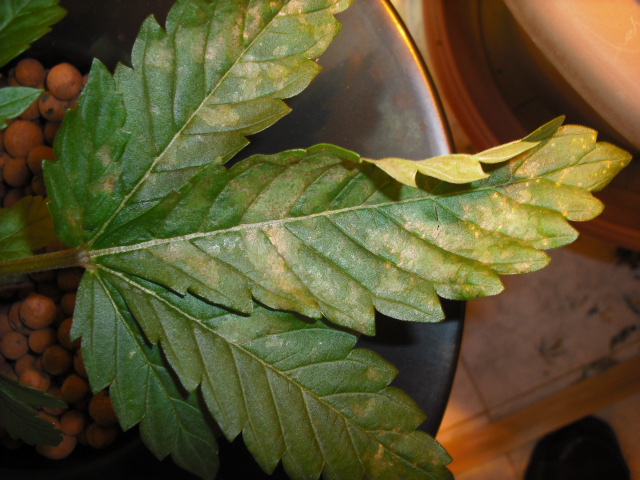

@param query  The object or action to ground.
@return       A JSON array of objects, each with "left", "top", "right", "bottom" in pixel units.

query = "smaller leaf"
[
  {"left": 73, "top": 272, "right": 219, "bottom": 480},
  {"left": 0, "top": 196, "right": 57, "bottom": 262},
  {"left": 360, "top": 116, "right": 565, "bottom": 186},
  {"left": 0, "top": 86, "right": 42, "bottom": 128},
  {"left": 475, "top": 115, "right": 566, "bottom": 162},
  {"left": 0, "top": 0, "right": 66, "bottom": 67},
  {"left": 0, "top": 373, "right": 66, "bottom": 446}
]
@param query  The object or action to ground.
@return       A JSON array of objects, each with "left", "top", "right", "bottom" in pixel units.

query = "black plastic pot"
[{"left": 1, "top": 1, "right": 463, "bottom": 478}]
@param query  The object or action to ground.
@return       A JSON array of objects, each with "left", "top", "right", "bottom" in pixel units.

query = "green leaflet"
[
  {"left": 73, "top": 271, "right": 219, "bottom": 480},
  {"left": 44, "top": 59, "right": 130, "bottom": 248},
  {"left": 0, "top": 0, "right": 66, "bottom": 68},
  {"left": 0, "top": 196, "right": 57, "bottom": 262},
  {"left": 88, "top": 124, "right": 631, "bottom": 334},
  {"left": 0, "top": 86, "right": 42, "bottom": 128},
  {"left": 79, "top": 269, "right": 452, "bottom": 479},
  {"left": 0, "top": 374, "right": 66, "bottom": 446},
  {"left": 360, "top": 117, "right": 565, "bottom": 186},
  {"left": 45, "top": 0, "right": 352, "bottom": 248}
]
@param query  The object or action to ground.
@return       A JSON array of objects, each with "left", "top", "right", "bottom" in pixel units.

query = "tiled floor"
[
  {"left": 439, "top": 232, "right": 640, "bottom": 478},
  {"left": 390, "top": 1, "right": 640, "bottom": 477}
]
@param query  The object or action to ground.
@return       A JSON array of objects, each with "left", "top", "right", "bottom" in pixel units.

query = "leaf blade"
[
  {"left": 0, "top": 374, "right": 66, "bottom": 446},
  {"left": 97, "top": 271, "right": 453, "bottom": 479},
  {"left": 46, "top": 0, "right": 352, "bottom": 249},
  {"left": 0, "top": 196, "right": 57, "bottom": 262},
  {"left": 88, "top": 123, "right": 631, "bottom": 333},
  {"left": 360, "top": 116, "right": 565, "bottom": 186},
  {"left": 72, "top": 271, "right": 219, "bottom": 480},
  {"left": 0, "top": 0, "right": 66, "bottom": 68},
  {"left": 0, "top": 86, "right": 42, "bottom": 128}
]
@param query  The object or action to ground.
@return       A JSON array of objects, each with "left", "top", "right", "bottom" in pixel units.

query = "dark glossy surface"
[{"left": 2, "top": 1, "right": 463, "bottom": 478}]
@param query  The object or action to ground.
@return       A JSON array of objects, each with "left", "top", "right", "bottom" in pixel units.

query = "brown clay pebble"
[
  {"left": 46, "top": 63, "right": 83, "bottom": 100},
  {"left": 31, "top": 175, "right": 47, "bottom": 196},
  {"left": 41, "top": 344, "right": 72, "bottom": 375},
  {"left": 28, "top": 327, "right": 57, "bottom": 353},
  {"left": 22, "top": 184, "right": 34, "bottom": 196},
  {"left": 8, "top": 304, "right": 31, "bottom": 335},
  {"left": 60, "top": 410, "right": 85, "bottom": 436},
  {"left": 85, "top": 423, "right": 118, "bottom": 450},
  {"left": 36, "top": 281, "right": 62, "bottom": 304},
  {"left": 38, "top": 412, "right": 61, "bottom": 429},
  {"left": 42, "top": 386, "right": 66, "bottom": 416},
  {"left": 0, "top": 314, "right": 11, "bottom": 336},
  {"left": 57, "top": 269, "right": 84, "bottom": 292},
  {"left": 3, "top": 188, "right": 23, "bottom": 207},
  {"left": 2, "top": 156, "right": 31, "bottom": 187},
  {"left": 60, "top": 292, "right": 76, "bottom": 317},
  {"left": 88, "top": 391, "right": 118, "bottom": 427},
  {"left": 73, "top": 349, "right": 87, "bottom": 378},
  {"left": 19, "top": 368, "right": 51, "bottom": 391},
  {"left": 14, "top": 353, "right": 37, "bottom": 376},
  {"left": 3, "top": 120, "right": 44, "bottom": 158},
  {"left": 57, "top": 318, "right": 79, "bottom": 350},
  {"left": 17, "top": 283, "right": 36, "bottom": 300},
  {"left": 6, "top": 68, "right": 19, "bottom": 86},
  {"left": 43, "top": 121, "right": 60, "bottom": 145},
  {"left": 0, "top": 331, "right": 28, "bottom": 360},
  {"left": 38, "top": 93, "right": 70, "bottom": 122},
  {"left": 8, "top": 302, "right": 22, "bottom": 329},
  {"left": 0, "top": 362, "right": 16, "bottom": 379},
  {"left": 36, "top": 433, "right": 77, "bottom": 460},
  {"left": 27, "top": 144, "right": 55, "bottom": 176},
  {"left": 20, "top": 293, "right": 57, "bottom": 330},
  {"left": 15, "top": 58, "right": 45, "bottom": 87},
  {"left": 69, "top": 95, "right": 80, "bottom": 110},
  {"left": 60, "top": 373, "right": 89, "bottom": 405},
  {"left": 30, "top": 269, "right": 57, "bottom": 283},
  {"left": 18, "top": 100, "right": 41, "bottom": 121}
]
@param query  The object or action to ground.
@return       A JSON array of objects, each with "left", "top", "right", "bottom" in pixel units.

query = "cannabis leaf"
[
  {"left": 0, "top": 86, "right": 42, "bottom": 128},
  {"left": 0, "top": 196, "right": 57, "bottom": 262},
  {"left": 359, "top": 116, "right": 565, "bottom": 186},
  {"left": 14, "top": 0, "right": 629, "bottom": 478},
  {"left": 74, "top": 271, "right": 219, "bottom": 480},
  {"left": 73, "top": 271, "right": 453, "bottom": 479},
  {"left": 0, "top": 374, "right": 66, "bottom": 446},
  {"left": 46, "top": 0, "right": 352, "bottom": 248},
  {"left": 0, "top": 0, "right": 66, "bottom": 68},
  {"left": 83, "top": 127, "right": 630, "bottom": 335}
]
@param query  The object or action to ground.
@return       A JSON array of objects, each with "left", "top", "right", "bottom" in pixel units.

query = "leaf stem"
[{"left": 0, "top": 248, "right": 88, "bottom": 279}]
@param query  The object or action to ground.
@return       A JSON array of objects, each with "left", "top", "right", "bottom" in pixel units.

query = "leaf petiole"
[{"left": 0, "top": 247, "right": 87, "bottom": 279}]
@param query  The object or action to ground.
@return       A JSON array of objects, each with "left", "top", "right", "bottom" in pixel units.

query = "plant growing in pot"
[{"left": 0, "top": 0, "right": 632, "bottom": 479}]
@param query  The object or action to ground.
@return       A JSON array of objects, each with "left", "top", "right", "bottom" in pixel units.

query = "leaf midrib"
[
  {"left": 85, "top": 167, "right": 567, "bottom": 260},
  {"left": 87, "top": 3, "right": 294, "bottom": 248}
]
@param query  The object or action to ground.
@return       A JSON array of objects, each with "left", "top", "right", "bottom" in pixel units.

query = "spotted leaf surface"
[
  {"left": 73, "top": 271, "right": 219, "bottom": 480},
  {"left": 88, "top": 124, "right": 630, "bottom": 334},
  {"left": 78, "top": 269, "right": 452, "bottom": 479},
  {"left": 45, "top": 0, "right": 352, "bottom": 248}
]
